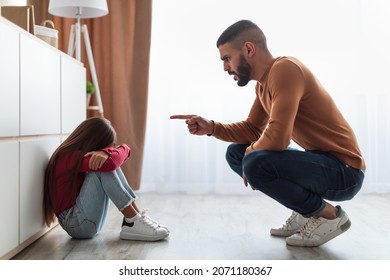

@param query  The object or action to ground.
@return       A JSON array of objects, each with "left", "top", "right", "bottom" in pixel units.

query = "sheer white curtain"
[{"left": 141, "top": 0, "right": 390, "bottom": 194}]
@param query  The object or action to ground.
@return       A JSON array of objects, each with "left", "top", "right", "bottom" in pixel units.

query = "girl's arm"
[{"left": 80, "top": 144, "right": 131, "bottom": 172}]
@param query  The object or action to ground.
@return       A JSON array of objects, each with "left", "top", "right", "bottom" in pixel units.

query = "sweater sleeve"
[
  {"left": 80, "top": 144, "right": 131, "bottom": 172},
  {"left": 211, "top": 91, "right": 268, "bottom": 144},
  {"left": 252, "top": 60, "right": 305, "bottom": 151},
  {"left": 213, "top": 59, "right": 305, "bottom": 150}
]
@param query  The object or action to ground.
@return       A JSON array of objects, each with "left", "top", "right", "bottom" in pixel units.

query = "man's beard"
[{"left": 236, "top": 54, "right": 252, "bottom": 87}]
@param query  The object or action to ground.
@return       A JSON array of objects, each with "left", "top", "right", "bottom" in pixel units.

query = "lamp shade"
[{"left": 48, "top": 0, "right": 108, "bottom": 19}]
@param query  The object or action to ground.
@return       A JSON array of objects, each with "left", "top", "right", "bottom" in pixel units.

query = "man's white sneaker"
[
  {"left": 286, "top": 206, "right": 351, "bottom": 247},
  {"left": 140, "top": 209, "right": 169, "bottom": 232},
  {"left": 270, "top": 211, "right": 308, "bottom": 237},
  {"left": 120, "top": 215, "right": 169, "bottom": 241}
]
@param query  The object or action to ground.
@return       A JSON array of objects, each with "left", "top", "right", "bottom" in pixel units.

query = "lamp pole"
[{"left": 75, "top": 7, "right": 82, "bottom": 61}]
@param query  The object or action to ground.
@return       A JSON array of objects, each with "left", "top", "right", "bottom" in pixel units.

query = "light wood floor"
[{"left": 12, "top": 192, "right": 390, "bottom": 260}]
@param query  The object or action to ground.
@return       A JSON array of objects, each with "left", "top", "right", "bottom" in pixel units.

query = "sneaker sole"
[
  {"left": 120, "top": 231, "right": 169, "bottom": 242},
  {"left": 270, "top": 229, "right": 299, "bottom": 237},
  {"left": 286, "top": 219, "right": 351, "bottom": 247}
]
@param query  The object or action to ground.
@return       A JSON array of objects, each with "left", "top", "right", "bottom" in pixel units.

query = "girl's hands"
[{"left": 84, "top": 151, "right": 109, "bottom": 170}]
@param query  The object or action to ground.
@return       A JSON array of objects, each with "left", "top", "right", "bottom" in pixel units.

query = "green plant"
[{"left": 86, "top": 80, "right": 95, "bottom": 94}]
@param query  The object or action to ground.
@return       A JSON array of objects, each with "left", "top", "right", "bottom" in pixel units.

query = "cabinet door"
[
  {"left": 61, "top": 56, "right": 86, "bottom": 133},
  {"left": 0, "top": 142, "right": 19, "bottom": 257},
  {"left": 19, "top": 138, "right": 60, "bottom": 243},
  {"left": 0, "top": 21, "right": 19, "bottom": 137},
  {"left": 20, "top": 35, "right": 61, "bottom": 136}
]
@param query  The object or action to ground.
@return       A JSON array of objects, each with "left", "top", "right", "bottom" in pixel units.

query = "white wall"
[{"left": 141, "top": 0, "right": 390, "bottom": 194}]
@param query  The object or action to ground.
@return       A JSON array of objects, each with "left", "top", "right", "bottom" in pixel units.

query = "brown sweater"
[{"left": 212, "top": 56, "right": 366, "bottom": 170}]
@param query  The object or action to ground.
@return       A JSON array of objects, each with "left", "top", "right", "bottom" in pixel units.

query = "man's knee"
[
  {"left": 243, "top": 150, "right": 277, "bottom": 184},
  {"left": 225, "top": 143, "right": 246, "bottom": 162}
]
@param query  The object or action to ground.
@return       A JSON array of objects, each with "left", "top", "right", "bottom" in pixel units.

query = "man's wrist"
[
  {"left": 207, "top": 120, "right": 215, "bottom": 136},
  {"left": 246, "top": 142, "right": 256, "bottom": 153}
]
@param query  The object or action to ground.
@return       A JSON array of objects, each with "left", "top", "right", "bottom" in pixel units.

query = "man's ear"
[{"left": 243, "top": 42, "right": 256, "bottom": 58}]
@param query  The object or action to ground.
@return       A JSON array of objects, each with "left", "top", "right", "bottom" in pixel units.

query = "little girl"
[{"left": 43, "top": 117, "right": 169, "bottom": 241}]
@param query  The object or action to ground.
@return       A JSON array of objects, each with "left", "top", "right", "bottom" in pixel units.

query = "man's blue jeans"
[{"left": 225, "top": 144, "right": 365, "bottom": 217}]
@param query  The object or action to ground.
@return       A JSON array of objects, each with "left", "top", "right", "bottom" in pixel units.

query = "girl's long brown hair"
[{"left": 43, "top": 117, "right": 117, "bottom": 226}]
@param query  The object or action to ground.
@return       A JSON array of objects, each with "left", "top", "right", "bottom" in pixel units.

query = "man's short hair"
[{"left": 216, "top": 20, "right": 266, "bottom": 50}]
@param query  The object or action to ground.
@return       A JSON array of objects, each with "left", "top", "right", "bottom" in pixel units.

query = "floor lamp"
[{"left": 48, "top": 0, "right": 108, "bottom": 117}]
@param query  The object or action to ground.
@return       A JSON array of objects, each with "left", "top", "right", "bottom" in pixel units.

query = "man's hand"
[
  {"left": 243, "top": 144, "right": 256, "bottom": 190},
  {"left": 170, "top": 114, "right": 214, "bottom": 136},
  {"left": 243, "top": 172, "right": 256, "bottom": 190},
  {"left": 243, "top": 172, "right": 249, "bottom": 187},
  {"left": 84, "top": 151, "right": 109, "bottom": 170}
]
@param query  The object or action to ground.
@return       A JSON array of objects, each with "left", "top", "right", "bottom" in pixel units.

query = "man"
[{"left": 170, "top": 20, "right": 365, "bottom": 247}]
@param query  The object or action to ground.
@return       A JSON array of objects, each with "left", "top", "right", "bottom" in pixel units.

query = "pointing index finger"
[{"left": 170, "top": 114, "right": 195, "bottom": 120}]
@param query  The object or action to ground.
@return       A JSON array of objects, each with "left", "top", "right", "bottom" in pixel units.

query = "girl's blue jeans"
[
  {"left": 57, "top": 167, "right": 137, "bottom": 238},
  {"left": 225, "top": 144, "right": 365, "bottom": 217}
]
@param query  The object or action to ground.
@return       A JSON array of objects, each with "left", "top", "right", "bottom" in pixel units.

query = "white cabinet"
[
  {"left": 0, "top": 142, "right": 19, "bottom": 257},
  {"left": 0, "top": 16, "right": 86, "bottom": 259},
  {"left": 0, "top": 20, "right": 19, "bottom": 137},
  {"left": 20, "top": 34, "right": 61, "bottom": 136},
  {"left": 61, "top": 55, "right": 87, "bottom": 133},
  {"left": 19, "top": 139, "right": 61, "bottom": 243}
]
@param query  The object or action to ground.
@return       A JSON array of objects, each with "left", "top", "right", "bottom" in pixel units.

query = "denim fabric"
[
  {"left": 57, "top": 167, "right": 137, "bottom": 238},
  {"left": 225, "top": 143, "right": 364, "bottom": 217}
]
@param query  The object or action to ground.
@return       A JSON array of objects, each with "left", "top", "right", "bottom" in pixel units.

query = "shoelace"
[
  {"left": 300, "top": 217, "right": 320, "bottom": 236},
  {"left": 281, "top": 211, "right": 298, "bottom": 229},
  {"left": 139, "top": 215, "right": 159, "bottom": 230},
  {"left": 140, "top": 209, "right": 160, "bottom": 226}
]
